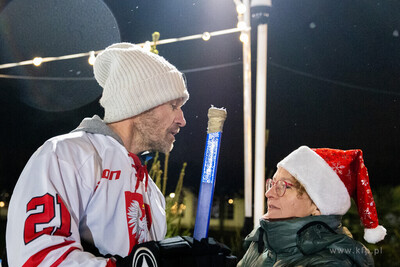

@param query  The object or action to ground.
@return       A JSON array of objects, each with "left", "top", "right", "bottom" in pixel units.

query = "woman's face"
[{"left": 264, "top": 167, "right": 320, "bottom": 220}]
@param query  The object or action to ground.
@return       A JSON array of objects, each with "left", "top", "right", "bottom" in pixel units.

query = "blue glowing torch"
[{"left": 193, "top": 106, "right": 227, "bottom": 241}]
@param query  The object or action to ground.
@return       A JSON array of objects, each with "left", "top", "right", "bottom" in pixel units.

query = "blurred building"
[{"left": 168, "top": 188, "right": 245, "bottom": 231}]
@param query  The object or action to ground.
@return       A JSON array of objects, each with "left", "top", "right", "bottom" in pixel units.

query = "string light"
[
  {"left": 202, "top": 32, "right": 211, "bottom": 41},
  {"left": 88, "top": 51, "right": 96, "bottom": 65},
  {"left": 0, "top": 201, "right": 5, "bottom": 208},
  {"left": 228, "top": 199, "right": 234, "bottom": 204},
  {"left": 0, "top": 27, "right": 249, "bottom": 72},
  {"left": 0, "top": 1, "right": 251, "bottom": 72},
  {"left": 32, "top": 57, "right": 43, "bottom": 67},
  {"left": 169, "top": 193, "right": 176, "bottom": 199},
  {"left": 234, "top": 1, "right": 249, "bottom": 44}
]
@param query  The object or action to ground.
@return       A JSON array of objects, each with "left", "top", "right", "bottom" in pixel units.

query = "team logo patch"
[
  {"left": 131, "top": 247, "right": 158, "bottom": 267},
  {"left": 125, "top": 192, "right": 152, "bottom": 252}
]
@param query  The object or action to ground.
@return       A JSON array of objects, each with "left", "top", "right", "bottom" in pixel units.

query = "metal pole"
[
  {"left": 251, "top": 0, "right": 271, "bottom": 227},
  {"left": 253, "top": 23, "right": 268, "bottom": 226},
  {"left": 242, "top": 0, "right": 253, "bottom": 221}
]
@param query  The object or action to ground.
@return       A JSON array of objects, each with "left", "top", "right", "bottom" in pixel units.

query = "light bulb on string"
[
  {"left": 33, "top": 57, "right": 43, "bottom": 66},
  {"left": 240, "top": 32, "right": 249, "bottom": 43},
  {"left": 236, "top": 3, "right": 246, "bottom": 14},
  {"left": 88, "top": 51, "right": 96, "bottom": 65},
  {"left": 202, "top": 32, "right": 211, "bottom": 41},
  {"left": 143, "top": 41, "right": 151, "bottom": 52}
]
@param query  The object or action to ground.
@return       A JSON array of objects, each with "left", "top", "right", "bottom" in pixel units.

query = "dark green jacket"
[{"left": 237, "top": 215, "right": 374, "bottom": 267}]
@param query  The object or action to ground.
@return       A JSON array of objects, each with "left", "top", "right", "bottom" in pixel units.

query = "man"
[{"left": 6, "top": 42, "right": 189, "bottom": 266}]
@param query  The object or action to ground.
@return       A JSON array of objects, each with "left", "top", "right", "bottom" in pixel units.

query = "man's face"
[{"left": 133, "top": 98, "right": 186, "bottom": 154}]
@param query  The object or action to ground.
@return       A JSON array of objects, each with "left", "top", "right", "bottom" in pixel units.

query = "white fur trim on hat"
[
  {"left": 94, "top": 42, "right": 189, "bottom": 123},
  {"left": 364, "top": 225, "right": 387, "bottom": 244},
  {"left": 277, "top": 146, "right": 351, "bottom": 215}
]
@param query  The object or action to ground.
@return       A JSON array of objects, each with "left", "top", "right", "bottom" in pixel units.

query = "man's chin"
[{"left": 153, "top": 142, "right": 174, "bottom": 154}]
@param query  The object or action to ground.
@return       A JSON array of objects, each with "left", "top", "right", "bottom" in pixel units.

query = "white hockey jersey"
[{"left": 6, "top": 116, "right": 167, "bottom": 266}]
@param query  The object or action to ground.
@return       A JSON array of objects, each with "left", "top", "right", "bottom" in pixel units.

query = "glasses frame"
[{"left": 266, "top": 178, "right": 295, "bottom": 197}]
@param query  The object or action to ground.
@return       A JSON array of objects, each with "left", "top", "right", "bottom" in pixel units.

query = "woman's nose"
[{"left": 265, "top": 185, "right": 277, "bottom": 198}]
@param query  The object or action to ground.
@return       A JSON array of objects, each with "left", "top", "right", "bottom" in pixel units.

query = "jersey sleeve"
[{"left": 6, "top": 139, "right": 116, "bottom": 267}]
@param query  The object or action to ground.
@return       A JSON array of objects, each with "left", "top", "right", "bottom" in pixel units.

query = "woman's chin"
[{"left": 263, "top": 212, "right": 277, "bottom": 220}]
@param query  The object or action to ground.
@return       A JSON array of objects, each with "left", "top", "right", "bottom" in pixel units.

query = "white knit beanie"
[{"left": 93, "top": 42, "right": 189, "bottom": 123}]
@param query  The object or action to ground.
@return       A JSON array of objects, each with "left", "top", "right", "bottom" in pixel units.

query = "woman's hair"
[
  {"left": 293, "top": 179, "right": 308, "bottom": 198},
  {"left": 293, "top": 179, "right": 319, "bottom": 213}
]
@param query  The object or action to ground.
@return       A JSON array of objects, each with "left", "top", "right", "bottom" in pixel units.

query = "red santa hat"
[{"left": 277, "top": 145, "right": 386, "bottom": 244}]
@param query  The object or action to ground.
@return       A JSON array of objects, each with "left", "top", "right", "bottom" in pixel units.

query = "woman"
[{"left": 238, "top": 146, "right": 386, "bottom": 267}]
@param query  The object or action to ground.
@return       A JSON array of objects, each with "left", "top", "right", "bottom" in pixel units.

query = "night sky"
[{"left": 0, "top": 0, "right": 399, "bottom": 201}]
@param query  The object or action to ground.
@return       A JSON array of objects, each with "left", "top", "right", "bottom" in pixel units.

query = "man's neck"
[{"left": 107, "top": 119, "right": 143, "bottom": 154}]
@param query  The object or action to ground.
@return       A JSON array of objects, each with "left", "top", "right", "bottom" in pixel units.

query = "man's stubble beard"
[{"left": 133, "top": 112, "right": 174, "bottom": 154}]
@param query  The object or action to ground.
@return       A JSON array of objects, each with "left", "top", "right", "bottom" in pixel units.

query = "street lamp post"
[
  {"left": 235, "top": 0, "right": 254, "bottom": 230},
  {"left": 251, "top": 0, "right": 271, "bottom": 227}
]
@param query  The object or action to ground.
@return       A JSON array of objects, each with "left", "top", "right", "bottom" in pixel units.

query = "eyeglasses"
[{"left": 266, "top": 178, "right": 294, "bottom": 197}]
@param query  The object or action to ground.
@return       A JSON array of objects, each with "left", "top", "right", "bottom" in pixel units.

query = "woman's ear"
[{"left": 311, "top": 205, "right": 321, "bottom": 216}]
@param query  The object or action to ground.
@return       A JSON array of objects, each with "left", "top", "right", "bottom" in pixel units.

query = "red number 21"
[{"left": 24, "top": 193, "right": 72, "bottom": 244}]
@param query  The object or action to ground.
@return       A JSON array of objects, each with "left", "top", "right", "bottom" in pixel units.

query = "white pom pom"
[{"left": 364, "top": 225, "right": 387, "bottom": 244}]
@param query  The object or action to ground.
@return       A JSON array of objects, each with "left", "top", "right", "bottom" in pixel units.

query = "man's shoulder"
[
  {"left": 39, "top": 131, "right": 119, "bottom": 161},
  {"left": 45, "top": 131, "right": 96, "bottom": 152}
]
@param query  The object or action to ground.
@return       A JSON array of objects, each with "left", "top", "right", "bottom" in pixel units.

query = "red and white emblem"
[{"left": 125, "top": 192, "right": 152, "bottom": 252}]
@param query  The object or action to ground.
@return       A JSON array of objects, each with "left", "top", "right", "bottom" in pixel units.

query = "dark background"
[
  {"left": 0, "top": 0, "right": 399, "bottom": 265},
  {"left": 0, "top": 0, "right": 399, "bottom": 197}
]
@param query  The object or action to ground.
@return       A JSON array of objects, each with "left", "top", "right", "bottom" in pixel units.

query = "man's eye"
[{"left": 171, "top": 104, "right": 177, "bottom": 110}]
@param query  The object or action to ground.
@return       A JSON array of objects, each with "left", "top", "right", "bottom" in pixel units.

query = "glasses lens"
[
  {"left": 276, "top": 180, "right": 285, "bottom": 197},
  {"left": 266, "top": 179, "right": 272, "bottom": 191}
]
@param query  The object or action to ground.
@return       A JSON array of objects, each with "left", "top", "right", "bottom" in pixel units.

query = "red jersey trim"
[
  {"left": 50, "top": 246, "right": 80, "bottom": 267},
  {"left": 106, "top": 258, "right": 117, "bottom": 267},
  {"left": 22, "top": 240, "right": 74, "bottom": 267}
]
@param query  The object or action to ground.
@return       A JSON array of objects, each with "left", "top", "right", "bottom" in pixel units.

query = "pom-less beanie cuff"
[
  {"left": 94, "top": 42, "right": 189, "bottom": 123},
  {"left": 101, "top": 70, "right": 188, "bottom": 123}
]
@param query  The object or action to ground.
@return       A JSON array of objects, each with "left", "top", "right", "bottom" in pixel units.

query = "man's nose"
[{"left": 176, "top": 109, "right": 186, "bottom": 127}]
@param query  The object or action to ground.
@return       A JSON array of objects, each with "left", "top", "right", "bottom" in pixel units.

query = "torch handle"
[{"left": 193, "top": 107, "right": 226, "bottom": 241}]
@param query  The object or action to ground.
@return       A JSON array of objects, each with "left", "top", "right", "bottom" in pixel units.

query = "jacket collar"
[
  {"left": 245, "top": 215, "right": 342, "bottom": 254},
  {"left": 72, "top": 115, "right": 124, "bottom": 145}
]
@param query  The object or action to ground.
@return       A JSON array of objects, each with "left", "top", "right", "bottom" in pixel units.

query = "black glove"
[
  {"left": 115, "top": 236, "right": 237, "bottom": 267},
  {"left": 114, "top": 240, "right": 162, "bottom": 267}
]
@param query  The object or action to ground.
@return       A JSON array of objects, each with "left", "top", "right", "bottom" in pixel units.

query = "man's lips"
[
  {"left": 170, "top": 128, "right": 180, "bottom": 136},
  {"left": 168, "top": 133, "right": 176, "bottom": 141},
  {"left": 168, "top": 129, "right": 180, "bottom": 142}
]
